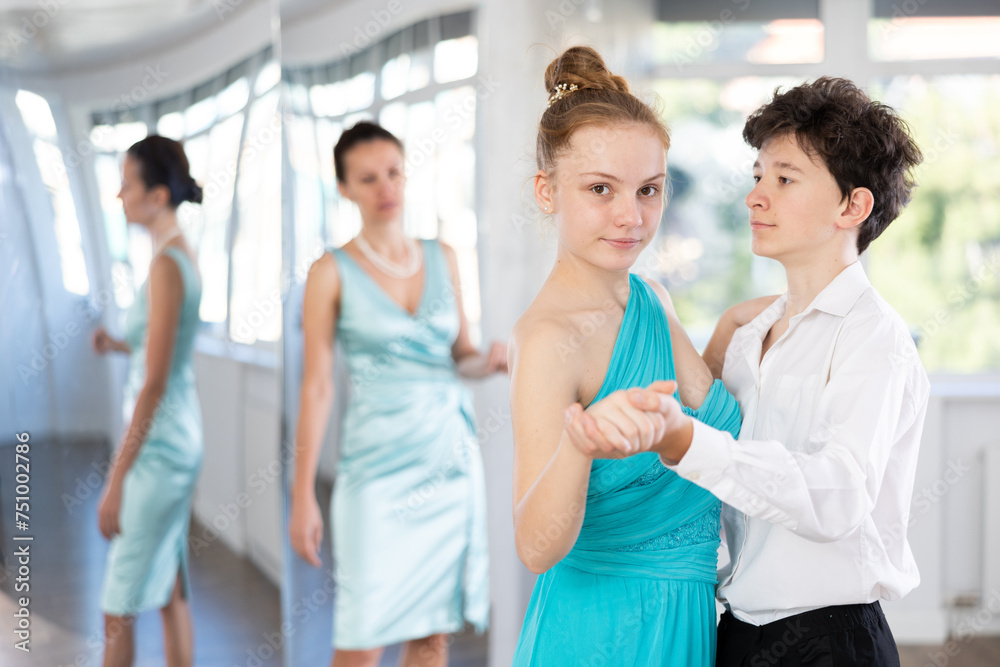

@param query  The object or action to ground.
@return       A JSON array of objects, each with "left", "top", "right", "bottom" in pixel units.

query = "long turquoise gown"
[
  {"left": 101, "top": 246, "right": 203, "bottom": 616},
  {"left": 512, "top": 273, "right": 742, "bottom": 666},
  {"left": 329, "top": 239, "right": 489, "bottom": 649}
]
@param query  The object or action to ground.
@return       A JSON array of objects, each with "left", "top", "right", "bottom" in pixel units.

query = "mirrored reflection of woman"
[
  {"left": 289, "top": 122, "right": 505, "bottom": 667},
  {"left": 92, "top": 135, "right": 203, "bottom": 667}
]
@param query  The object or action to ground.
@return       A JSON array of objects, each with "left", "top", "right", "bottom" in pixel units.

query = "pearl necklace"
[{"left": 354, "top": 231, "right": 422, "bottom": 279}]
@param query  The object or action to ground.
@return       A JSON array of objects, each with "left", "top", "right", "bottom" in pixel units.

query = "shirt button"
[{"left": 689, "top": 472, "right": 701, "bottom": 481}]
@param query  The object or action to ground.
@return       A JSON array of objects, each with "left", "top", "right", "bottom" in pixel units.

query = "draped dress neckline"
[{"left": 336, "top": 240, "right": 431, "bottom": 319}]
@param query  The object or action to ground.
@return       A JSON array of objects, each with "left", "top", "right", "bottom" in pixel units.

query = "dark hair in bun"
[
  {"left": 334, "top": 121, "right": 404, "bottom": 183},
  {"left": 127, "top": 135, "right": 202, "bottom": 207},
  {"left": 537, "top": 46, "right": 669, "bottom": 171}
]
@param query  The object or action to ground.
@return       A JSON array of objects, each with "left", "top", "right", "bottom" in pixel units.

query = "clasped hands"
[{"left": 563, "top": 380, "right": 694, "bottom": 463}]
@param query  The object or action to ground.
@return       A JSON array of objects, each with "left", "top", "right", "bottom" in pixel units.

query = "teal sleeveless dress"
[
  {"left": 512, "top": 274, "right": 742, "bottom": 666},
  {"left": 330, "top": 239, "right": 489, "bottom": 649},
  {"left": 101, "top": 246, "right": 203, "bottom": 616}
]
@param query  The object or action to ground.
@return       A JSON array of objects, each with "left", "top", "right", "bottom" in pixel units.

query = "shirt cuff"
[{"left": 662, "top": 418, "right": 733, "bottom": 487}]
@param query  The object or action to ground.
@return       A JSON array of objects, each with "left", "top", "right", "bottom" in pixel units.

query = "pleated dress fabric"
[
  {"left": 511, "top": 273, "right": 743, "bottom": 666},
  {"left": 101, "top": 247, "right": 203, "bottom": 616},
  {"left": 329, "top": 239, "right": 489, "bottom": 649}
]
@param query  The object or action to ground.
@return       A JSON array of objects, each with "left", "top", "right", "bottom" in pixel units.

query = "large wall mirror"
[
  {"left": 277, "top": 2, "right": 506, "bottom": 664},
  {"left": 0, "top": 1, "right": 283, "bottom": 664}
]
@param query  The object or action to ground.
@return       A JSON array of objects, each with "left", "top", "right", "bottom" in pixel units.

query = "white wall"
[
  {"left": 193, "top": 348, "right": 283, "bottom": 584},
  {"left": 882, "top": 379, "right": 1000, "bottom": 643}
]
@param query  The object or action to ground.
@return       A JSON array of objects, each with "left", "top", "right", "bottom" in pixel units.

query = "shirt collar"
[
  {"left": 739, "top": 261, "right": 870, "bottom": 351},
  {"left": 801, "top": 261, "right": 871, "bottom": 318}
]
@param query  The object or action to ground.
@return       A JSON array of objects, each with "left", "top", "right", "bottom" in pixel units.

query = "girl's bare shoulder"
[{"left": 509, "top": 289, "right": 577, "bottom": 358}]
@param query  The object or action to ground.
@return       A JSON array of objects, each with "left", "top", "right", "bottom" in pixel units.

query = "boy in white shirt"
[{"left": 581, "top": 77, "right": 929, "bottom": 665}]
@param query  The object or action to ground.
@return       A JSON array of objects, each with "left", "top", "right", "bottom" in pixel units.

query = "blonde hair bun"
[
  {"left": 537, "top": 46, "right": 669, "bottom": 171},
  {"left": 544, "top": 46, "right": 630, "bottom": 96}
]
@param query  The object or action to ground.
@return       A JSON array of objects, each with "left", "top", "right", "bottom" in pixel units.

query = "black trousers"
[{"left": 716, "top": 602, "right": 900, "bottom": 667}]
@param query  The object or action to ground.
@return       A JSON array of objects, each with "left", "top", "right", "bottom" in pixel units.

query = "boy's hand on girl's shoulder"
[{"left": 730, "top": 294, "right": 782, "bottom": 328}]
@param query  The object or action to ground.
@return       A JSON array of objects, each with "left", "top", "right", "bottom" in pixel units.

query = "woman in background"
[
  {"left": 92, "top": 135, "right": 203, "bottom": 667},
  {"left": 289, "top": 121, "right": 505, "bottom": 667}
]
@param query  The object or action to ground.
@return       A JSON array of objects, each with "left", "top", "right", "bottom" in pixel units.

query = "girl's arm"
[
  {"left": 289, "top": 253, "right": 340, "bottom": 567},
  {"left": 510, "top": 318, "right": 591, "bottom": 573},
  {"left": 98, "top": 254, "right": 183, "bottom": 539},
  {"left": 510, "top": 317, "right": 662, "bottom": 573},
  {"left": 441, "top": 242, "right": 507, "bottom": 378},
  {"left": 642, "top": 278, "right": 714, "bottom": 410}
]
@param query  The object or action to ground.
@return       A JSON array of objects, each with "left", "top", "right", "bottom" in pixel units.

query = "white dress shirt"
[{"left": 669, "top": 261, "right": 930, "bottom": 625}]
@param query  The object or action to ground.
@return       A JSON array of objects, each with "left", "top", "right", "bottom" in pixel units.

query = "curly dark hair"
[
  {"left": 743, "top": 77, "right": 922, "bottom": 254},
  {"left": 334, "top": 121, "right": 403, "bottom": 183}
]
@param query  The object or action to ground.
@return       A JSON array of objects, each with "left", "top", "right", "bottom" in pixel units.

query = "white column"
[{"left": 476, "top": 0, "right": 557, "bottom": 663}]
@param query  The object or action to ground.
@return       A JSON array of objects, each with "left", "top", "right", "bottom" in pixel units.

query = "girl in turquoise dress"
[
  {"left": 508, "top": 47, "right": 742, "bottom": 665},
  {"left": 92, "top": 136, "right": 203, "bottom": 666},
  {"left": 289, "top": 121, "right": 506, "bottom": 667}
]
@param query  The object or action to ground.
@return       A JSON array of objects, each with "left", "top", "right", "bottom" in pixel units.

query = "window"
[
  {"left": 90, "top": 48, "right": 280, "bottom": 349},
  {"left": 641, "top": 0, "right": 1000, "bottom": 372},
  {"left": 869, "top": 0, "right": 1000, "bottom": 61},
  {"left": 284, "top": 10, "right": 484, "bottom": 342},
  {"left": 15, "top": 89, "right": 90, "bottom": 296},
  {"left": 230, "top": 87, "right": 282, "bottom": 345},
  {"left": 652, "top": 0, "right": 823, "bottom": 68},
  {"left": 867, "top": 75, "right": 1000, "bottom": 371}
]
